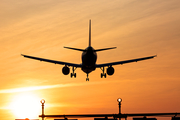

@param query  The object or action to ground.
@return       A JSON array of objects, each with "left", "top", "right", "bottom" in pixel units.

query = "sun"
[{"left": 10, "top": 93, "right": 41, "bottom": 119}]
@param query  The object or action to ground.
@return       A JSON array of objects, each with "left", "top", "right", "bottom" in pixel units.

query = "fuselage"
[{"left": 81, "top": 46, "right": 97, "bottom": 73}]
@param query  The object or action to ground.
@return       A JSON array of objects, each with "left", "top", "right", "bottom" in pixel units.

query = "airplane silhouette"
[{"left": 22, "top": 20, "right": 156, "bottom": 81}]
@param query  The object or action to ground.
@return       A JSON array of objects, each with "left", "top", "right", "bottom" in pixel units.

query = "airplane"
[{"left": 21, "top": 20, "right": 156, "bottom": 81}]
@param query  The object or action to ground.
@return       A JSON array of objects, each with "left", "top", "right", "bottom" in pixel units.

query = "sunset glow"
[
  {"left": 0, "top": 0, "right": 180, "bottom": 120},
  {"left": 10, "top": 93, "right": 41, "bottom": 119}
]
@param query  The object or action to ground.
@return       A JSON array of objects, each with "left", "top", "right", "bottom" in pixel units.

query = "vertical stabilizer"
[{"left": 89, "top": 19, "right": 91, "bottom": 46}]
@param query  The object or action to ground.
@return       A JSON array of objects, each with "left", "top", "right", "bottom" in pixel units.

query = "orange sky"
[{"left": 0, "top": 0, "right": 180, "bottom": 120}]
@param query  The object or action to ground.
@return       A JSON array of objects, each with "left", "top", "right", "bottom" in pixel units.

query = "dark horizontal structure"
[
  {"left": 39, "top": 113, "right": 180, "bottom": 118},
  {"left": 15, "top": 119, "right": 39, "bottom": 120}
]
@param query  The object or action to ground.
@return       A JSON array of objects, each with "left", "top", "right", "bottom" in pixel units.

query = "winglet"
[
  {"left": 152, "top": 54, "right": 157, "bottom": 58},
  {"left": 89, "top": 19, "right": 91, "bottom": 47}
]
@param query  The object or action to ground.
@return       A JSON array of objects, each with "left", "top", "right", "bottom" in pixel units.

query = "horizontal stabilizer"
[
  {"left": 95, "top": 47, "right": 116, "bottom": 52},
  {"left": 64, "top": 47, "right": 85, "bottom": 51}
]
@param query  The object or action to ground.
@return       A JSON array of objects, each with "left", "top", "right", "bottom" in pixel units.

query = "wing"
[
  {"left": 21, "top": 54, "right": 82, "bottom": 67},
  {"left": 96, "top": 55, "right": 157, "bottom": 68}
]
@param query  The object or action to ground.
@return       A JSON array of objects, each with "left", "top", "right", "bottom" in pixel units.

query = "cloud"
[
  {"left": 0, "top": 80, "right": 120, "bottom": 94},
  {"left": 0, "top": 83, "right": 77, "bottom": 93}
]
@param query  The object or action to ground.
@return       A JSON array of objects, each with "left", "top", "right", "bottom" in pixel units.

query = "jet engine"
[
  {"left": 106, "top": 66, "right": 114, "bottom": 75},
  {"left": 62, "top": 66, "right": 70, "bottom": 75}
]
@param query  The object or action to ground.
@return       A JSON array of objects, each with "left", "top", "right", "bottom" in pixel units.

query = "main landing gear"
[
  {"left": 100, "top": 67, "right": 106, "bottom": 78},
  {"left": 70, "top": 66, "right": 77, "bottom": 78}
]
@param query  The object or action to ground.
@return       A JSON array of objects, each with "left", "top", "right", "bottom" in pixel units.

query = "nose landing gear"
[{"left": 86, "top": 74, "right": 89, "bottom": 81}]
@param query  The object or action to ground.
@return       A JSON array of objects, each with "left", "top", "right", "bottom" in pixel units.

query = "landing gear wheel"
[
  {"left": 104, "top": 73, "right": 106, "bottom": 78},
  {"left": 100, "top": 73, "right": 106, "bottom": 78},
  {"left": 101, "top": 73, "right": 103, "bottom": 78},
  {"left": 74, "top": 73, "right": 76, "bottom": 78},
  {"left": 70, "top": 73, "right": 76, "bottom": 78},
  {"left": 70, "top": 73, "right": 73, "bottom": 78}
]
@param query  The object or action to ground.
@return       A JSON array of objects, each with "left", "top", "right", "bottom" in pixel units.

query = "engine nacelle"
[
  {"left": 106, "top": 66, "right": 114, "bottom": 75},
  {"left": 62, "top": 66, "right": 70, "bottom": 75}
]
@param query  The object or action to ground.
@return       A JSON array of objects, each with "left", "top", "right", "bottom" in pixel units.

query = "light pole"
[
  {"left": 40, "top": 99, "right": 45, "bottom": 120},
  {"left": 117, "top": 98, "right": 122, "bottom": 120}
]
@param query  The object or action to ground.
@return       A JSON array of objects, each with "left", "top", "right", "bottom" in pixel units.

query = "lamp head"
[
  {"left": 40, "top": 99, "right": 45, "bottom": 104},
  {"left": 117, "top": 98, "right": 122, "bottom": 103}
]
